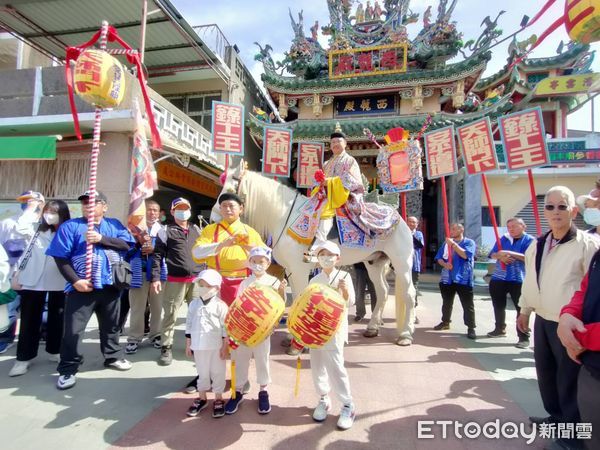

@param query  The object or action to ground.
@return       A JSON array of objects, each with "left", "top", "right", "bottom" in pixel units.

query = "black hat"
[
  {"left": 218, "top": 192, "right": 244, "bottom": 205},
  {"left": 78, "top": 190, "right": 108, "bottom": 203},
  {"left": 330, "top": 121, "right": 346, "bottom": 139}
]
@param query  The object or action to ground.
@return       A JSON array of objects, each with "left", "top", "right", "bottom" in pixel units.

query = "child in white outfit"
[
  {"left": 185, "top": 269, "right": 229, "bottom": 418},
  {"left": 225, "top": 246, "right": 287, "bottom": 415},
  {"left": 309, "top": 240, "right": 356, "bottom": 430}
]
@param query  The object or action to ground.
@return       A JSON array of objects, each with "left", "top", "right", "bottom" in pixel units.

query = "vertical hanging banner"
[
  {"left": 212, "top": 101, "right": 245, "bottom": 155},
  {"left": 498, "top": 107, "right": 550, "bottom": 171},
  {"left": 262, "top": 126, "right": 293, "bottom": 177},
  {"left": 423, "top": 126, "right": 458, "bottom": 179},
  {"left": 456, "top": 117, "right": 498, "bottom": 174},
  {"left": 297, "top": 142, "right": 324, "bottom": 188}
]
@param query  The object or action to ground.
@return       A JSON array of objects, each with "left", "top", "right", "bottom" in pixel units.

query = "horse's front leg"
[{"left": 363, "top": 261, "right": 389, "bottom": 337}]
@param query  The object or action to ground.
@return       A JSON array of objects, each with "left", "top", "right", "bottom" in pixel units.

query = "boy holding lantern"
[
  {"left": 184, "top": 269, "right": 229, "bottom": 418},
  {"left": 309, "top": 241, "right": 356, "bottom": 430},
  {"left": 224, "top": 246, "right": 287, "bottom": 415}
]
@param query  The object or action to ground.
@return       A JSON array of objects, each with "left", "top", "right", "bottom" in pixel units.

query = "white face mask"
[
  {"left": 197, "top": 286, "right": 217, "bottom": 300},
  {"left": 250, "top": 262, "right": 267, "bottom": 275},
  {"left": 318, "top": 255, "right": 337, "bottom": 269},
  {"left": 174, "top": 210, "right": 191, "bottom": 221},
  {"left": 584, "top": 208, "right": 600, "bottom": 227},
  {"left": 43, "top": 213, "right": 59, "bottom": 225}
]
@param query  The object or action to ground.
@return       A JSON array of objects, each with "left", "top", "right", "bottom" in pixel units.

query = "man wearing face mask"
[
  {"left": 577, "top": 191, "right": 600, "bottom": 243},
  {"left": 152, "top": 198, "right": 203, "bottom": 366},
  {"left": 0, "top": 191, "right": 45, "bottom": 353}
]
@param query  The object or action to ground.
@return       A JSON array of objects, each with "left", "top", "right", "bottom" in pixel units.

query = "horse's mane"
[{"left": 240, "top": 171, "right": 306, "bottom": 238}]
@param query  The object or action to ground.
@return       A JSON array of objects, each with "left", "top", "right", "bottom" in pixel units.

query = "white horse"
[{"left": 212, "top": 161, "right": 416, "bottom": 344}]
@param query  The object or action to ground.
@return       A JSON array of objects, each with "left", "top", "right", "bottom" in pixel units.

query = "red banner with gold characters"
[
  {"left": 456, "top": 117, "right": 498, "bottom": 175},
  {"left": 498, "top": 107, "right": 550, "bottom": 171},
  {"left": 211, "top": 101, "right": 245, "bottom": 155},
  {"left": 329, "top": 43, "right": 408, "bottom": 80},
  {"left": 297, "top": 141, "right": 324, "bottom": 188},
  {"left": 423, "top": 126, "right": 458, "bottom": 180},
  {"left": 262, "top": 126, "right": 293, "bottom": 177}
]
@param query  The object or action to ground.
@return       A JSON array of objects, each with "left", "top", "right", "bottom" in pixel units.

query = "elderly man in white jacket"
[{"left": 518, "top": 186, "right": 599, "bottom": 450}]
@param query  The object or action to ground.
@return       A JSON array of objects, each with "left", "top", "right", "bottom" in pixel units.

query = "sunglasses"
[{"left": 544, "top": 204, "right": 569, "bottom": 211}]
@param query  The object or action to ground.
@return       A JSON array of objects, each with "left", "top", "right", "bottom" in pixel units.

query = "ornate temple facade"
[{"left": 249, "top": 0, "right": 597, "bottom": 268}]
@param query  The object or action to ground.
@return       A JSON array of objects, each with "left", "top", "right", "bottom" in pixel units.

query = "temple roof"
[
  {"left": 262, "top": 51, "right": 491, "bottom": 95},
  {"left": 248, "top": 95, "right": 513, "bottom": 142},
  {"left": 475, "top": 44, "right": 590, "bottom": 92}
]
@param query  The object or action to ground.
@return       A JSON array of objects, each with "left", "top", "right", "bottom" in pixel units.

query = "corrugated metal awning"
[{"left": 0, "top": 0, "right": 229, "bottom": 82}]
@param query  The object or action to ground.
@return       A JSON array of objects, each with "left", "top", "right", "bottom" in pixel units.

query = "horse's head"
[{"left": 211, "top": 159, "right": 247, "bottom": 223}]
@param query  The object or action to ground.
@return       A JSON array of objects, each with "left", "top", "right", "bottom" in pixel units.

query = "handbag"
[
  {"left": 10, "top": 230, "right": 40, "bottom": 291},
  {"left": 111, "top": 258, "right": 132, "bottom": 290}
]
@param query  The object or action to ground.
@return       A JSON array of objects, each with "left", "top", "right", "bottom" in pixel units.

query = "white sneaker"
[
  {"left": 48, "top": 353, "right": 60, "bottom": 362},
  {"left": 105, "top": 358, "right": 132, "bottom": 371},
  {"left": 337, "top": 404, "right": 356, "bottom": 430},
  {"left": 312, "top": 396, "right": 331, "bottom": 422},
  {"left": 8, "top": 360, "right": 30, "bottom": 377},
  {"left": 57, "top": 374, "right": 76, "bottom": 390}
]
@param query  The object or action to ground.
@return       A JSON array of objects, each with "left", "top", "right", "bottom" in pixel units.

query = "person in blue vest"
[
  {"left": 47, "top": 190, "right": 135, "bottom": 390},
  {"left": 407, "top": 216, "right": 424, "bottom": 324},
  {"left": 486, "top": 218, "right": 535, "bottom": 349},
  {"left": 433, "top": 223, "right": 477, "bottom": 340}
]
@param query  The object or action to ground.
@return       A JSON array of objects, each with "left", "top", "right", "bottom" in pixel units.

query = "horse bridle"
[{"left": 233, "top": 170, "right": 300, "bottom": 253}]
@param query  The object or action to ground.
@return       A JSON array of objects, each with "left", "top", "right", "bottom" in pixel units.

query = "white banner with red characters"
[
  {"left": 423, "top": 126, "right": 458, "bottom": 180},
  {"left": 296, "top": 141, "right": 324, "bottom": 188},
  {"left": 456, "top": 117, "right": 499, "bottom": 175},
  {"left": 498, "top": 107, "right": 550, "bottom": 171},
  {"left": 262, "top": 126, "right": 293, "bottom": 177},
  {"left": 211, "top": 101, "right": 245, "bottom": 155}
]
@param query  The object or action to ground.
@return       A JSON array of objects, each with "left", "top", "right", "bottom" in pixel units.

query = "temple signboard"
[{"left": 328, "top": 43, "right": 408, "bottom": 80}]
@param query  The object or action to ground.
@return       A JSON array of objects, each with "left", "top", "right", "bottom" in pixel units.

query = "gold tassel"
[
  {"left": 231, "top": 359, "right": 236, "bottom": 399},
  {"left": 294, "top": 356, "right": 301, "bottom": 397}
]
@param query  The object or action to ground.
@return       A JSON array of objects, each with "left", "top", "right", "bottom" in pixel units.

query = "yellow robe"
[
  {"left": 193, "top": 219, "right": 264, "bottom": 278},
  {"left": 312, "top": 177, "right": 350, "bottom": 219}
]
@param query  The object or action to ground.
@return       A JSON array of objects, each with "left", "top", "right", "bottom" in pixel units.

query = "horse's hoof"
[
  {"left": 396, "top": 338, "right": 412, "bottom": 346},
  {"left": 363, "top": 329, "right": 379, "bottom": 338}
]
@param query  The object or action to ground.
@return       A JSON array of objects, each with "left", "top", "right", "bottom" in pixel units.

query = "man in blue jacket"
[{"left": 47, "top": 190, "right": 135, "bottom": 390}]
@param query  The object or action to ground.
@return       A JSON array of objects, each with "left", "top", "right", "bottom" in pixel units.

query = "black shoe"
[
  {"left": 185, "top": 376, "right": 199, "bottom": 394},
  {"left": 213, "top": 400, "right": 225, "bottom": 418},
  {"left": 186, "top": 398, "right": 208, "bottom": 417},
  {"left": 487, "top": 328, "right": 507, "bottom": 337},
  {"left": 433, "top": 322, "right": 450, "bottom": 331},
  {"left": 354, "top": 315, "right": 364, "bottom": 322},
  {"left": 467, "top": 328, "right": 477, "bottom": 340},
  {"left": 529, "top": 415, "right": 556, "bottom": 425},
  {"left": 159, "top": 346, "right": 172, "bottom": 366}
]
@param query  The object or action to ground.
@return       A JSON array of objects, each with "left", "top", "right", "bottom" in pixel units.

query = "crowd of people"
[{"left": 0, "top": 138, "right": 599, "bottom": 443}]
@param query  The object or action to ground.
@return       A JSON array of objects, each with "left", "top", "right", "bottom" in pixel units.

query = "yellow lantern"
[
  {"left": 225, "top": 283, "right": 285, "bottom": 349},
  {"left": 287, "top": 283, "right": 346, "bottom": 349},
  {"left": 74, "top": 49, "right": 126, "bottom": 108},
  {"left": 565, "top": 0, "right": 600, "bottom": 44}
]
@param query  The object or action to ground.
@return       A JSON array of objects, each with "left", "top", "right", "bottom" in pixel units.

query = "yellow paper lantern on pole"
[
  {"left": 565, "top": 0, "right": 600, "bottom": 44},
  {"left": 74, "top": 49, "right": 126, "bottom": 108},
  {"left": 225, "top": 283, "right": 285, "bottom": 349},
  {"left": 287, "top": 283, "right": 346, "bottom": 350}
]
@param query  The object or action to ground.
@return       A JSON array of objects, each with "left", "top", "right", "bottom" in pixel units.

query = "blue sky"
[{"left": 172, "top": 0, "right": 599, "bottom": 131}]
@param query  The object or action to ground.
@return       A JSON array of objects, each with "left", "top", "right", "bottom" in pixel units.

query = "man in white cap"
[
  {"left": 224, "top": 246, "right": 287, "bottom": 416},
  {"left": 0, "top": 190, "right": 45, "bottom": 353}
]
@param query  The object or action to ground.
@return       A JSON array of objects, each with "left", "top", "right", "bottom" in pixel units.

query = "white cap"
[
  {"left": 314, "top": 241, "right": 341, "bottom": 256},
  {"left": 576, "top": 194, "right": 598, "bottom": 211},
  {"left": 249, "top": 246, "right": 272, "bottom": 261},
  {"left": 195, "top": 269, "right": 222, "bottom": 287}
]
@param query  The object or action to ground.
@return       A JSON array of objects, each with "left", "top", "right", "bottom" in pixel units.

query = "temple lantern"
[
  {"left": 288, "top": 283, "right": 346, "bottom": 350},
  {"left": 565, "top": 0, "right": 600, "bottom": 44},
  {"left": 225, "top": 283, "right": 285, "bottom": 349},
  {"left": 74, "top": 49, "right": 126, "bottom": 108}
]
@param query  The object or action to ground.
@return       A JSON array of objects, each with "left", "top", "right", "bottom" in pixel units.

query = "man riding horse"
[{"left": 288, "top": 124, "right": 401, "bottom": 255}]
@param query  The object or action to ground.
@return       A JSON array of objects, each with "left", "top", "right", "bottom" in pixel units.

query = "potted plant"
[{"left": 473, "top": 244, "right": 492, "bottom": 286}]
